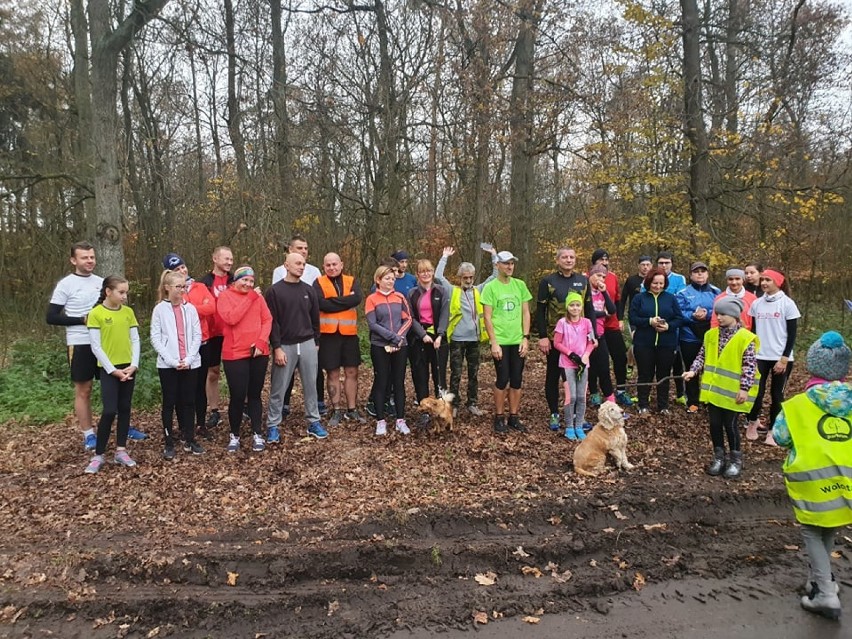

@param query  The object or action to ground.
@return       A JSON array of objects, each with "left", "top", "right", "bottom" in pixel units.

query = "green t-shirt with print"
[
  {"left": 481, "top": 277, "right": 532, "bottom": 345},
  {"left": 87, "top": 304, "right": 139, "bottom": 366}
]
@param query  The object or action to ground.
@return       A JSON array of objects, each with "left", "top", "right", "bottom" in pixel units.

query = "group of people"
[{"left": 44, "top": 237, "right": 851, "bottom": 620}]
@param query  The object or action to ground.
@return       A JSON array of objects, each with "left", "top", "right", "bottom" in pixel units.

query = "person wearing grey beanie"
[
  {"left": 772, "top": 331, "right": 851, "bottom": 620},
  {"left": 683, "top": 295, "right": 759, "bottom": 479}
]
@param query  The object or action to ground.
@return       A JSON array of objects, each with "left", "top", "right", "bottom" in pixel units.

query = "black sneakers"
[
  {"left": 507, "top": 415, "right": 526, "bottom": 432},
  {"left": 493, "top": 415, "right": 508, "bottom": 434}
]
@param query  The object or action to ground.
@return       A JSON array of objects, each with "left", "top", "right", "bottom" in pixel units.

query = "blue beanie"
[{"left": 806, "top": 331, "right": 850, "bottom": 381}]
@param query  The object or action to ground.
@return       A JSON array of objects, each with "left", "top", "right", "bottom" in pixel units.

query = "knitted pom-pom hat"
[{"left": 806, "top": 331, "right": 851, "bottom": 381}]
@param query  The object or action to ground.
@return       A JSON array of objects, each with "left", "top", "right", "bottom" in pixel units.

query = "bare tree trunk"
[
  {"left": 188, "top": 45, "right": 206, "bottom": 196},
  {"left": 508, "top": 0, "right": 542, "bottom": 268},
  {"left": 681, "top": 0, "right": 709, "bottom": 229},
  {"left": 223, "top": 0, "right": 248, "bottom": 186},
  {"left": 270, "top": 0, "right": 291, "bottom": 199},
  {"left": 85, "top": 0, "right": 170, "bottom": 276},
  {"left": 69, "top": 0, "right": 94, "bottom": 239}
]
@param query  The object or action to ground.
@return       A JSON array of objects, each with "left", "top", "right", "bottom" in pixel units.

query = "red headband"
[{"left": 762, "top": 269, "right": 785, "bottom": 287}]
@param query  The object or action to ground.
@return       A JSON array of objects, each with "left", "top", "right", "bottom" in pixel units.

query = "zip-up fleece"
[
  {"left": 408, "top": 284, "right": 449, "bottom": 338},
  {"left": 365, "top": 289, "right": 412, "bottom": 347},
  {"left": 630, "top": 290, "right": 683, "bottom": 349}
]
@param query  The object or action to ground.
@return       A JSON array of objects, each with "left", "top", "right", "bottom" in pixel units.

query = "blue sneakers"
[
  {"left": 615, "top": 391, "right": 634, "bottom": 406},
  {"left": 84, "top": 432, "right": 97, "bottom": 451},
  {"left": 564, "top": 426, "right": 577, "bottom": 441},
  {"left": 575, "top": 425, "right": 587, "bottom": 441},
  {"left": 589, "top": 393, "right": 603, "bottom": 407},
  {"left": 267, "top": 425, "right": 280, "bottom": 444},
  {"left": 307, "top": 422, "right": 328, "bottom": 439},
  {"left": 317, "top": 401, "right": 328, "bottom": 417},
  {"left": 548, "top": 413, "right": 561, "bottom": 431},
  {"left": 127, "top": 427, "right": 148, "bottom": 440}
]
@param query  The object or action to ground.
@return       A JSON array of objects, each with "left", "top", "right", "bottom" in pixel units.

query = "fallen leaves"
[
  {"left": 783, "top": 545, "right": 799, "bottom": 551},
  {"left": 643, "top": 523, "right": 667, "bottom": 532},
  {"left": 520, "top": 566, "right": 542, "bottom": 578},
  {"left": 512, "top": 546, "right": 531, "bottom": 558},
  {"left": 473, "top": 611, "right": 488, "bottom": 625},
  {"left": 522, "top": 615, "right": 540, "bottom": 624},
  {"left": 474, "top": 572, "right": 497, "bottom": 586},
  {"left": 226, "top": 571, "right": 239, "bottom": 586},
  {"left": 633, "top": 572, "right": 646, "bottom": 591}
]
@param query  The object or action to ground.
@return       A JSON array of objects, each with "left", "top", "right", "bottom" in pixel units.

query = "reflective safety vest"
[
  {"left": 782, "top": 393, "right": 852, "bottom": 527},
  {"left": 317, "top": 275, "right": 358, "bottom": 335},
  {"left": 448, "top": 285, "right": 487, "bottom": 343},
  {"left": 699, "top": 328, "right": 759, "bottom": 413}
]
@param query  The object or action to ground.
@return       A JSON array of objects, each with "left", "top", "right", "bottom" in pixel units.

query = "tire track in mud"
[{"left": 7, "top": 486, "right": 845, "bottom": 639}]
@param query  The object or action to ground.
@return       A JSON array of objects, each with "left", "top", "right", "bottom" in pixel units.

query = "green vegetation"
[{"left": 0, "top": 329, "right": 163, "bottom": 425}]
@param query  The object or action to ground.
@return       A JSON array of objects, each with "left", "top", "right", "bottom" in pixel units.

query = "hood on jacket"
[{"left": 805, "top": 381, "right": 852, "bottom": 418}]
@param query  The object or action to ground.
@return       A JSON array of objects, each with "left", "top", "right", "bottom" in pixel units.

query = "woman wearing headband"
[{"left": 745, "top": 269, "right": 800, "bottom": 445}]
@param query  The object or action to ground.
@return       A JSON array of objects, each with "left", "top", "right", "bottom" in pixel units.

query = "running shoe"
[
  {"left": 84, "top": 455, "right": 104, "bottom": 474},
  {"left": 589, "top": 393, "right": 603, "bottom": 407},
  {"left": 467, "top": 405, "right": 484, "bottom": 417},
  {"left": 615, "top": 391, "right": 634, "bottom": 406},
  {"left": 507, "top": 415, "right": 526, "bottom": 432},
  {"left": 375, "top": 420, "right": 387, "bottom": 436},
  {"left": 307, "top": 422, "right": 328, "bottom": 440},
  {"left": 84, "top": 433, "right": 97, "bottom": 451},
  {"left": 184, "top": 441, "right": 206, "bottom": 455},
  {"left": 252, "top": 434, "right": 265, "bottom": 452},
  {"left": 163, "top": 443, "right": 176, "bottom": 461},
  {"left": 227, "top": 434, "right": 240, "bottom": 453},
  {"left": 345, "top": 409, "right": 367, "bottom": 424},
  {"left": 564, "top": 426, "right": 577, "bottom": 441},
  {"left": 206, "top": 410, "right": 221, "bottom": 428},
  {"left": 114, "top": 450, "right": 137, "bottom": 467},
  {"left": 493, "top": 415, "right": 508, "bottom": 434},
  {"left": 395, "top": 419, "right": 411, "bottom": 435},
  {"left": 267, "top": 425, "right": 280, "bottom": 444},
  {"left": 548, "top": 413, "right": 561, "bottom": 431},
  {"left": 317, "top": 401, "right": 328, "bottom": 417},
  {"left": 328, "top": 409, "right": 345, "bottom": 428},
  {"left": 127, "top": 427, "right": 148, "bottom": 441}
]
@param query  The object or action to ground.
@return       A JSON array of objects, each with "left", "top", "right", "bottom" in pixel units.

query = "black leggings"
[
  {"left": 493, "top": 344, "right": 525, "bottom": 390},
  {"left": 410, "top": 329, "right": 448, "bottom": 401},
  {"left": 95, "top": 365, "right": 135, "bottom": 455},
  {"left": 223, "top": 357, "right": 268, "bottom": 437},
  {"left": 708, "top": 404, "right": 741, "bottom": 452},
  {"left": 588, "top": 337, "right": 614, "bottom": 398},
  {"left": 195, "top": 342, "right": 211, "bottom": 426},
  {"left": 371, "top": 345, "right": 407, "bottom": 420},
  {"left": 158, "top": 367, "right": 198, "bottom": 443},
  {"left": 604, "top": 329, "right": 628, "bottom": 390},
  {"left": 680, "top": 341, "right": 703, "bottom": 405},
  {"left": 544, "top": 345, "right": 566, "bottom": 415},
  {"left": 634, "top": 345, "right": 677, "bottom": 410},
  {"left": 748, "top": 359, "right": 794, "bottom": 427}
]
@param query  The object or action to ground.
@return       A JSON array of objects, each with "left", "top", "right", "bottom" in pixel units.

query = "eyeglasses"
[{"left": 657, "top": 260, "right": 672, "bottom": 265}]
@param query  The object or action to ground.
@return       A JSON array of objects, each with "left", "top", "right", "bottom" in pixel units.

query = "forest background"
[{"left": 1, "top": 0, "right": 851, "bottom": 339}]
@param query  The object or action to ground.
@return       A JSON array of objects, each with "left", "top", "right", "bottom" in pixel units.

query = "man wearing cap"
[
  {"left": 391, "top": 250, "right": 418, "bottom": 296},
  {"left": 163, "top": 253, "right": 217, "bottom": 438},
  {"left": 536, "top": 247, "right": 593, "bottom": 431},
  {"left": 313, "top": 252, "right": 365, "bottom": 427},
  {"left": 482, "top": 251, "right": 533, "bottom": 434},
  {"left": 47, "top": 241, "right": 147, "bottom": 449},
  {"left": 711, "top": 268, "right": 756, "bottom": 330},
  {"left": 199, "top": 246, "right": 234, "bottom": 428},
  {"left": 589, "top": 249, "right": 632, "bottom": 407},
  {"left": 676, "top": 262, "right": 721, "bottom": 413},
  {"left": 265, "top": 252, "right": 327, "bottom": 441}
]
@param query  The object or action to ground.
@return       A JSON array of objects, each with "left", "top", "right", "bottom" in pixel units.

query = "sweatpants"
[
  {"left": 371, "top": 345, "right": 407, "bottom": 421},
  {"left": 95, "top": 364, "right": 135, "bottom": 455},
  {"left": 449, "top": 340, "right": 481, "bottom": 406},
  {"left": 562, "top": 366, "right": 588, "bottom": 428},
  {"left": 748, "top": 359, "right": 793, "bottom": 427},
  {"left": 223, "top": 356, "right": 268, "bottom": 437},
  {"left": 707, "top": 404, "right": 741, "bottom": 452},
  {"left": 801, "top": 524, "right": 841, "bottom": 595},
  {"left": 268, "top": 339, "right": 321, "bottom": 427},
  {"left": 158, "top": 367, "right": 198, "bottom": 443},
  {"left": 282, "top": 361, "right": 325, "bottom": 407}
]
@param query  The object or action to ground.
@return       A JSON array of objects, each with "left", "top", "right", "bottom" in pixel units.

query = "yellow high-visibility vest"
[{"left": 699, "top": 328, "right": 759, "bottom": 413}]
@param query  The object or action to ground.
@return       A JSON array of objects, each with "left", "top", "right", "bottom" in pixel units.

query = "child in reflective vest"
[
  {"left": 682, "top": 296, "right": 757, "bottom": 479},
  {"left": 772, "top": 331, "right": 851, "bottom": 621}
]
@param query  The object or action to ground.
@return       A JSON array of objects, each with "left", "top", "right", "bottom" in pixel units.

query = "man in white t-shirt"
[
  {"left": 272, "top": 234, "right": 321, "bottom": 285},
  {"left": 46, "top": 242, "right": 147, "bottom": 450},
  {"left": 271, "top": 234, "right": 326, "bottom": 415}
]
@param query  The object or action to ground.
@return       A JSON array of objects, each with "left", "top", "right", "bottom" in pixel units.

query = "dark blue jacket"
[
  {"left": 630, "top": 291, "right": 683, "bottom": 349},
  {"left": 676, "top": 282, "right": 720, "bottom": 344}
]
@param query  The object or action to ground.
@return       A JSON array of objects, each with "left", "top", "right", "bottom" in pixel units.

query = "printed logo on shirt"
[
  {"left": 104, "top": 317, "right": 113, "bottom": 325},
  {"left": 501, "top": 300, "right": 517, "bottom": 312}
]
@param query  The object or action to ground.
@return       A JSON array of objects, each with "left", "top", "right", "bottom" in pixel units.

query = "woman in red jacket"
[{"left": 217, "top": 266, "right": 272, "bottom": 453}]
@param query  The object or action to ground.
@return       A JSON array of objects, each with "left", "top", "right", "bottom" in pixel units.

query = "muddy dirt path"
[{"left": 3, "top": 485, "right": 848, "bottom": 638}]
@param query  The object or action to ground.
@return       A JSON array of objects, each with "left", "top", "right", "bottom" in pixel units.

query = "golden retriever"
[
  {"left": 418, "top": 392, "right": 455, "bottom": 432},
  {"left": 573, "top": 401, "right": 634, "bottom": 476}
]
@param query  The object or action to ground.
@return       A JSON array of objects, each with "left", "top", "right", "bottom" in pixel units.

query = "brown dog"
[
  {"left": 573, "top": 401, "right": 634, "bottom": 476},
  {"left": 418, "top": 392, "right": 455, "bottom": 432}
]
